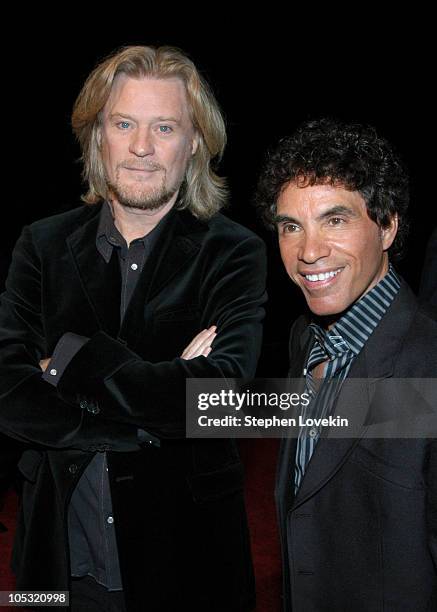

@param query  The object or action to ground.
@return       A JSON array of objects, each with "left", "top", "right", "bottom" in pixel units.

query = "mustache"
[{"left": 119, "top": 160, "right": 164, "bottom": 172}]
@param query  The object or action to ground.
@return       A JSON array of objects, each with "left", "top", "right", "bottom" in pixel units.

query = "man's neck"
[{"left": 109, "top": 198, "right": 176, "bottom": 246}]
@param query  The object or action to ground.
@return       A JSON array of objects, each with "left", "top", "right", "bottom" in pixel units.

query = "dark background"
[
  {"left": 0, "top": 20, "right": 436, "bottom": 605},
  {"left": 3, "top": 24, "right": 436, "bottom": 352}
]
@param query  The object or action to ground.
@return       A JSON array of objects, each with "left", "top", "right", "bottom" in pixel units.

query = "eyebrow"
[
  {"left": 274, "top": 205, "right": 358, "bottom": 225},
  {"left": 109, "top": 112, "right": 181, "bottom": 124},
  {"left": 154, "top": 115, "right": 181, "bottom": 123},
  {"left": 274, "top": 214, "right": 299, "bottom": 225},
  {"left": 317, "top": 205, "right": 358, "bottom": 221}
]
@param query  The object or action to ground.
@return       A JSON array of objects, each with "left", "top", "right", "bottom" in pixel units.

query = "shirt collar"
[
  {"left": 309, "top": 265, "right": 401, "bottom": 358},
  {"left": 96, "top": 201, "right": 172, "bottom": 263},
  {"left": 96, "top": 202, "right": 124, "bottom": 263}
]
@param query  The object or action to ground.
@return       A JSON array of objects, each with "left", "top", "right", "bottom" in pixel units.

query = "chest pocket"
[
  {"left": 151, "top": 304, "right": 201, "bottom": 358},
  {"left": 153, "top": 303, "right": 200, "bottom": 322}
]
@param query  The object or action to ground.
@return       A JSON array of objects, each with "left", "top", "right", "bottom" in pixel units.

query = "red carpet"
[
  {"left": 240, "top": 439, "right": 282, "bottom": 611},
  {"left": 0, "top": 487, "right": 17, "bottom": 612},
  {"left": 0, "top": 440, "right": 282, "bottom": 610}
]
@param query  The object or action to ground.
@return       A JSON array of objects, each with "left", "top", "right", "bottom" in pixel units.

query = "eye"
[
  {"left": 282, "top": 223, "right": 300, "bottom": 234},
  {"left": 328, "top": 216, "right": 345, "bottom": 226},
  {"left": 116, "top": 121, "right": 131, "bottom": 130},
  {"left": 158, "top": 125, "right": 173, "bottom": 134}
]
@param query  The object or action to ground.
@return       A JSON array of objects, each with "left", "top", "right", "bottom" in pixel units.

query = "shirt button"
[
  {"left": 130, "top": 263, "right": 138, "bottom": 270},
  {"left": 88, "top": 403, "right": 100, "bottom": 415},
  {"left": 107, "top": 516, "right": 114, "bottom": 524},
  {"left": 50, "top": 368, "right": 57, "bottom": 376},
  {"left": 309, "top": 428, "right": 318, "bottom": 438},
  {"left": 68, "top": 464, "right": 78, "bottom": 474}
]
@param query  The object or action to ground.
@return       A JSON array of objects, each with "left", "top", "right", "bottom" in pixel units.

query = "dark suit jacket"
[
  {"left": 275, "top": 281, "right": 437, "bottom": 612},
  {"left": 0, "top": 203, "right": 267, "bottom": 611}
]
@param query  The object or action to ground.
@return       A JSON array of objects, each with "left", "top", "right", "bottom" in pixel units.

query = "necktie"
[{"left": 294, "top": 326, "right": 352, "bottom": 492}]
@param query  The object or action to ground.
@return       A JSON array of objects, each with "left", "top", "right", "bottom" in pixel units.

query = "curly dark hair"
[{"left": 256, "top": 118, "right": 409, "bottom": 259}]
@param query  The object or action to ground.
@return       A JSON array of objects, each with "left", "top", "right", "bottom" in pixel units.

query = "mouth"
[
  {"left": 299, "top": 267, "right": 344, "bottom": 288},
  {"left": 124, "top": 167, "right": 159, "bottom": 173}
]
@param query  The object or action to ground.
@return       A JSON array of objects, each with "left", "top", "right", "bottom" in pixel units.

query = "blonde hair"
[{"left": 72, "top": 46, "right": 228, "bottom": 218}]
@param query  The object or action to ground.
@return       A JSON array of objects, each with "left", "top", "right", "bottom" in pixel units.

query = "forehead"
[
  {"left": 277, "top": 182, "right": 367, "bottom": 216},
  {"left": 103, "top": 74, "right": 191, "bottom": 120}
]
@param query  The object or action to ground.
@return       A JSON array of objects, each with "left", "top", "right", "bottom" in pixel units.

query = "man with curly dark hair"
[{"left": 257, "top": 118, "right": 437, "bottom": 611}]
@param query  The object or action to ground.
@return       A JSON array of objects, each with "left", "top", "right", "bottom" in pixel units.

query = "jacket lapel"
[
  {"left": 119, "top": 210, "right": 207, "bottom": 346},
  {"left": 292, "top": 355, "right": 370, "bottom": 509},
  {"left": 276, "top": 317, "right": 311, "bottom": 511},
  {"left": 67, "top": 206, "right": 121, "bottom": 337},
  {"left": 66, "top": 207, "right": 207, "bottom": 345},
  {"left": 292, "top": 281, "right": 418, "bottom": 509}
]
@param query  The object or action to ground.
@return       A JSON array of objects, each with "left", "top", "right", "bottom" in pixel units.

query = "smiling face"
[
  {"left": 276, "top": 183, "right": 398, "bottom": 324},
  {"left": 100, "top": 74, "right": 198, "bottom": 211}
]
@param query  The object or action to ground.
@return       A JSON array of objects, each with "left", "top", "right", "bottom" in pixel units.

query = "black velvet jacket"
[{"left": 0, "top": 203, "right": 267, "bottom": 611}]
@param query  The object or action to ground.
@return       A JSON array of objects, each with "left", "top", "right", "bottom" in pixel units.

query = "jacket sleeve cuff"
[
  {"left": 42, "top": 332, "right": 89, "bottom": 387},
  {"left": 56, "top": 331, "right": 138, "bottom": 407}
]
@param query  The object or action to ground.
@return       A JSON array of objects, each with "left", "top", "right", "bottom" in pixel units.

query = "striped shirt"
[{"left": 294, "top": 266, "right": 401, "bottom": 492}]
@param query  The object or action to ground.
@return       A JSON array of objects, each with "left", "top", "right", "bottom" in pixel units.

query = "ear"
[
  {"left": 95, "top": 123, "right": 102, "bottom": 149},
  {"left": 381, "top": 213, "right": 398, "bottom": 251},
  {"left": 191, "top": 131, "right": 200, "bottom": 156}
]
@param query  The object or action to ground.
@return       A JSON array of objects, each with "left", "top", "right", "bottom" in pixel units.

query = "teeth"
[{"left": 305, "top": 269, "right": 341, "bottom": 282}]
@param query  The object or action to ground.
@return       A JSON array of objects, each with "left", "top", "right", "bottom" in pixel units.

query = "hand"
[
  {"left": 181, "top": 326, "right": 217, "bottom": 360},
  {"left": 39, "top": 358, "right": 51, "bottom": 372}
]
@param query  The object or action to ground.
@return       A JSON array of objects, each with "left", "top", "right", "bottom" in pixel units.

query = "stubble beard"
[{"left": 106, "top": 165, "right": 181, "bottom": 211}]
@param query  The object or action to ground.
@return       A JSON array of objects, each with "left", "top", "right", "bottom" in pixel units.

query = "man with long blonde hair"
[{"left": 0, "top": 46, "right": 265, "bottom": 611}]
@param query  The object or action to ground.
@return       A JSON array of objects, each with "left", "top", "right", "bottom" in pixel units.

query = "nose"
[
  {"left": 298, "top": 228, "right": 330, "bottom": 263},
  {"left": 129, "top": 127, "right": 154, "bottom": 157}
]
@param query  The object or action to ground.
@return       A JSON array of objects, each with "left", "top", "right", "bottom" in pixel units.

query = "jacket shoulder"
[
  {"left": 27, "top": 205, "right": 100, "bottom": 240},
  {"left": 386, "top": 281, "right": 437, "bottom": 376},
  {"left": 401, "top": 300, "right": 437, "bottom": 369}
]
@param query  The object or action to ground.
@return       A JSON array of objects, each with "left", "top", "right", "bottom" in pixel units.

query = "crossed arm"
[
  {"left": 0, "top": 225, "right": 266, "bottom": 448},
  {"left": 38, "top": 326, "right": 217, "bottom": 372}
]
